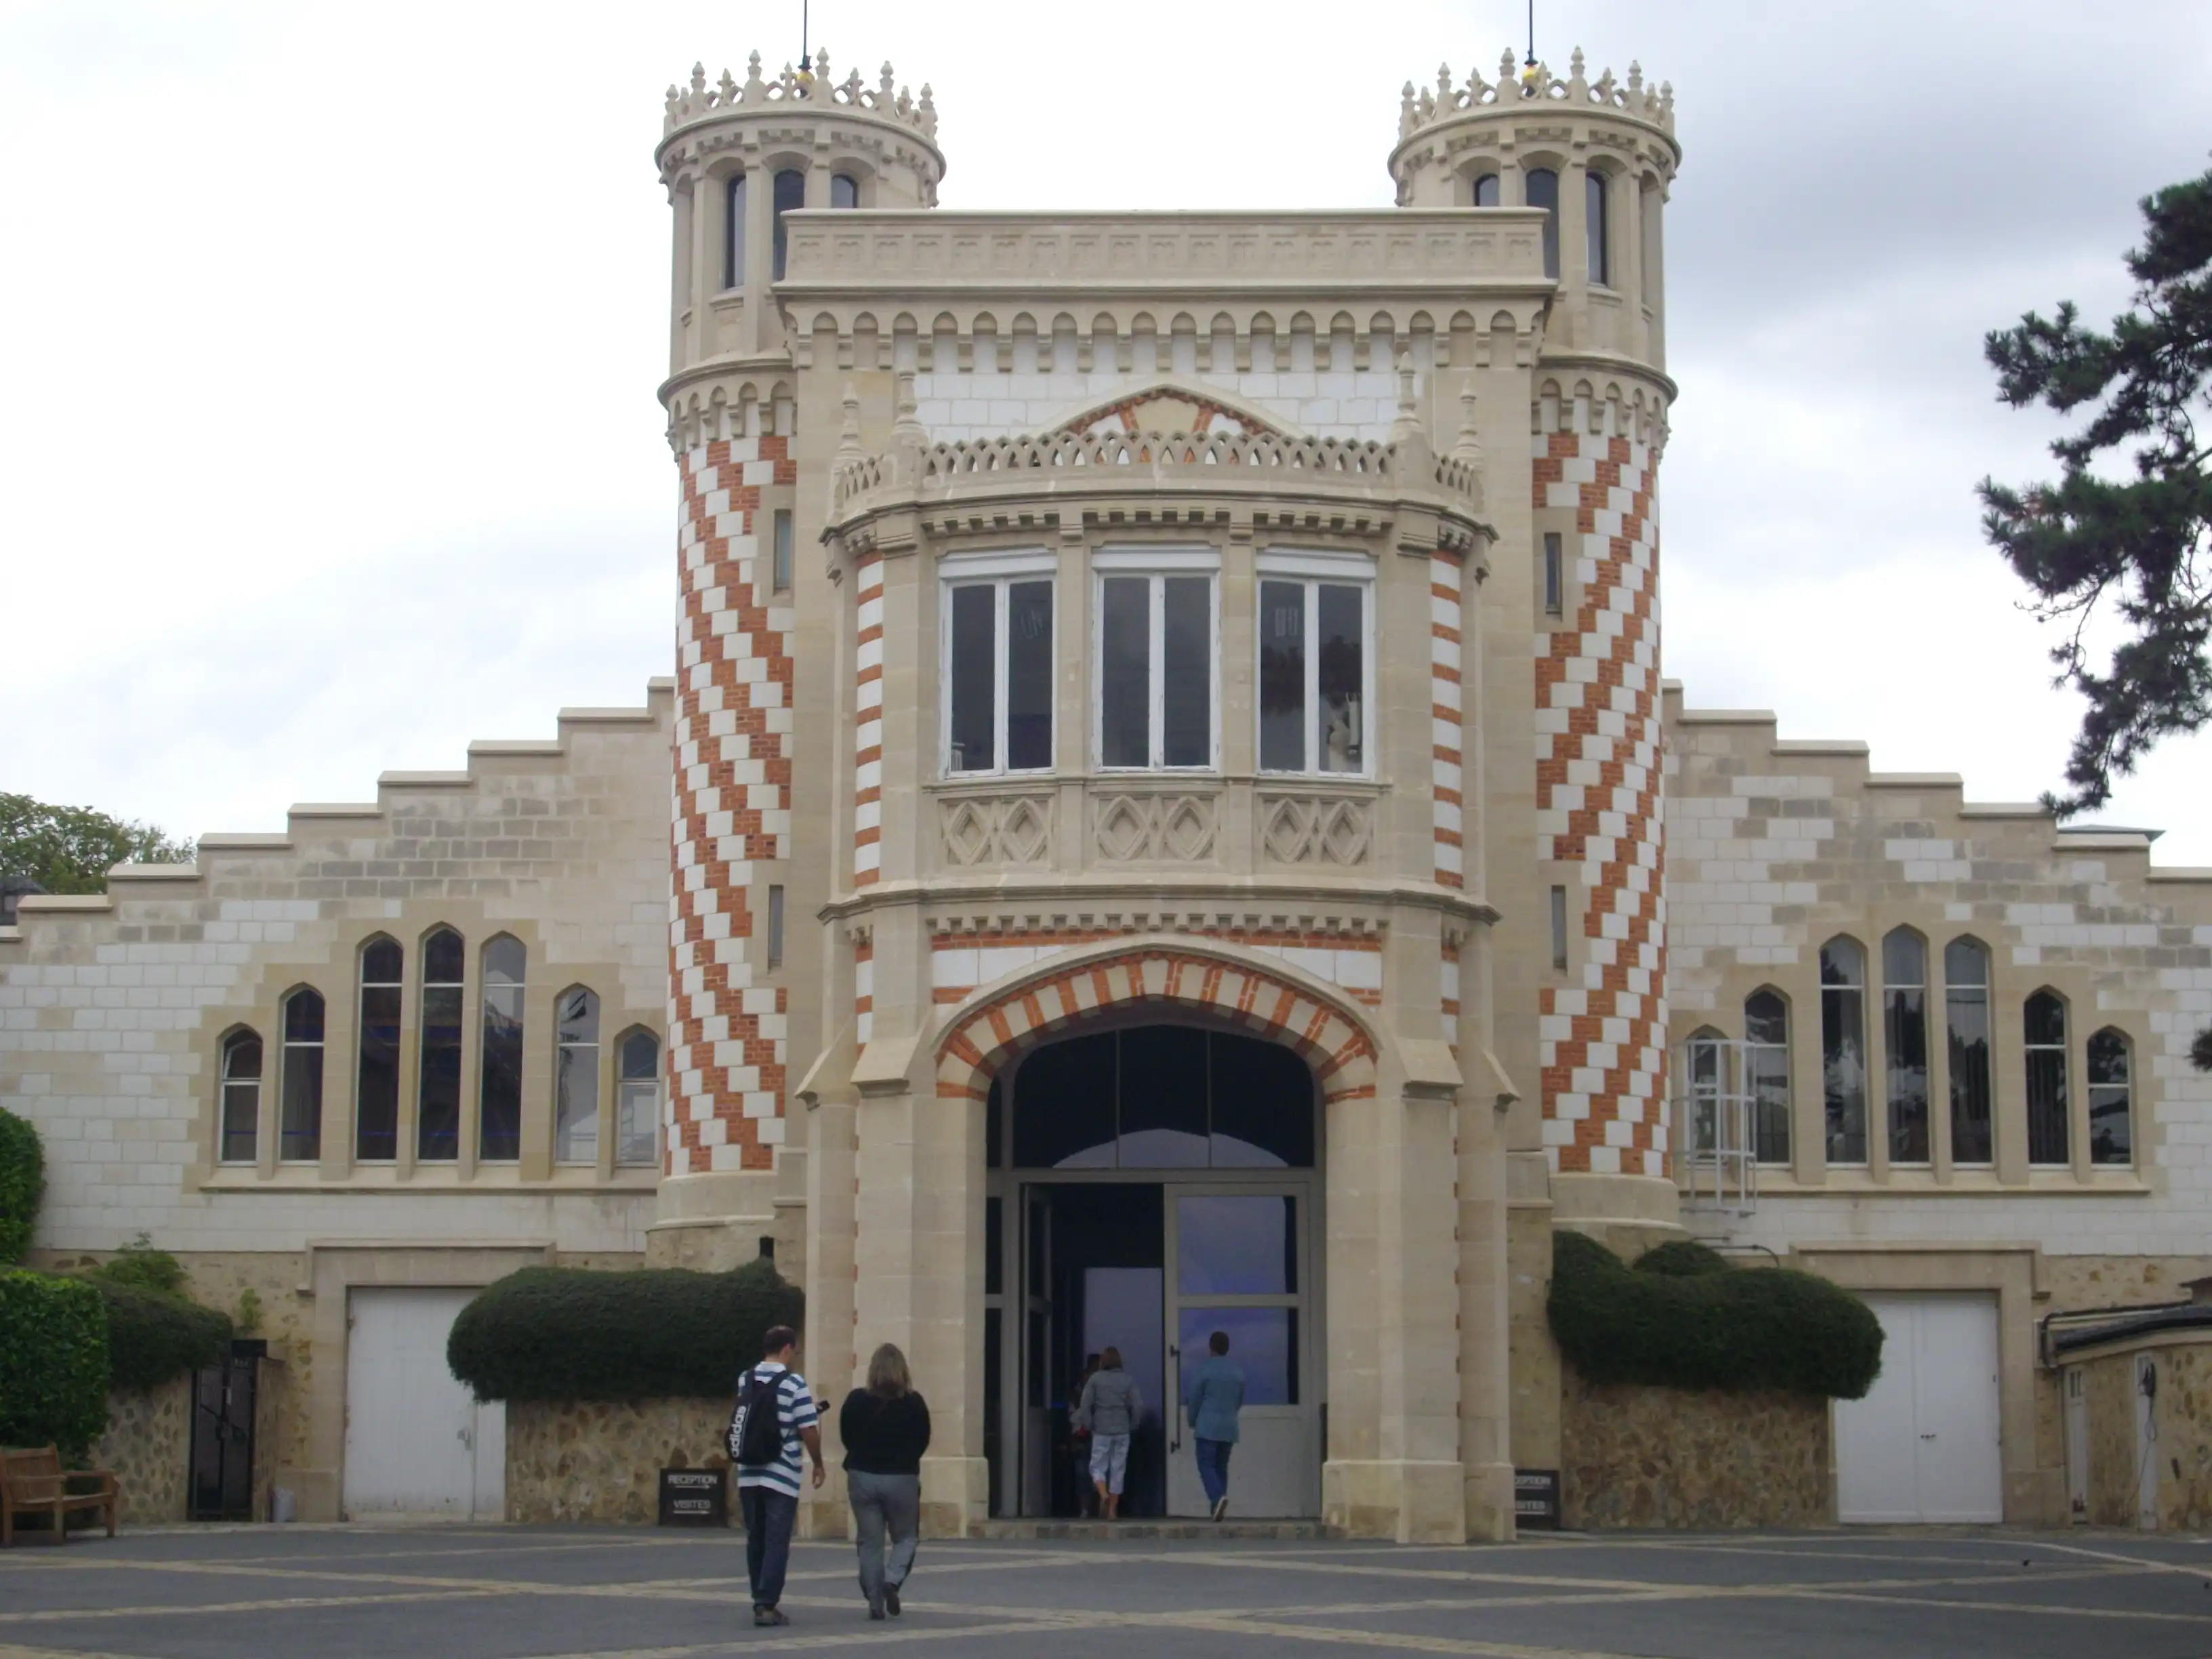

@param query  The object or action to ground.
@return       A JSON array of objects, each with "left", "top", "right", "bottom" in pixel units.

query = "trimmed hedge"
[
  {"left": 1548, "top": 1229, "right": 1883, "bottom": 1399},
  {"left": 1632, "top": 1239, "right": 1730, "bottom": 1278},
  {"left": 0, "top": 1269, "right": 109, "bottom": 1460},
  {"left": 447, "top": 1258, "right": 805, "bottom": 1403},
  {"left": 0, "top": 1107, "right": 41, "bottom": 1265},
  {"left": 90, "top": 1278, "right": 232, "bottom": 1392}
]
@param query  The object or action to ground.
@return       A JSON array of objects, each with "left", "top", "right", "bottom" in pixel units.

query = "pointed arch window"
[
  {"left": 479, "top": 935, "right": 526, "bottom": 1162},
  {"left": 279, "top": 988, "right": 325, "bottom": 1162},
  {"left": 617, "top": 1029, "right": 661, "bottom": 1168},
  {"left": 417, "top": 927, "right": 464, "bottom": 1161},
  {"left": 354, "top": 937, "right": 401, "bottom": 1161},
  {"left": 1525, "top": 167, "right": 1561, "bottom": 279},
  {"left": 2087, "top": 1027, "right": 2133, "bottom": 1166},
  {"left": 1883, "top": 928, "right": 1930, "bottom": 1164},
  {"left": 1820, "top": 937, "right": 1868, "bottom": 1165},
  {"left": 555, "top": 987, "right": 601, "bottom": 1165},
  {"left": 1945, "top": 938, "right": 1993, "bottom": 1164},
  {"left": 2025, "top": 989, "right": 2070, "bottom": 1166},
  {"left": 1745, "top": 989, "right": 1791, "bottom": 1165},
  {"left": 219, "top": 1029, "right": 262, "bottom": 1164},
  {"left": 723, "top": 173, "right": 747, "bottom": 289}
]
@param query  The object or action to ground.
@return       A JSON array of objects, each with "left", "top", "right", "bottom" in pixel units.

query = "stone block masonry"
[
  {"left": 1535, "top": 428, "right": 1666, "bottom": 1177},
  {"left": 671, "top": 436, "right": 794, "bottom": 1174}
]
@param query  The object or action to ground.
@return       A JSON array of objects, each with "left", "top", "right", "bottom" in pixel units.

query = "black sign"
[
  {"left": 1513, "top": 1468, "right": 1560, "bottom": 1530},
  {"left": 658, "top": 1467, "right": 729, "bottom": 1527}
]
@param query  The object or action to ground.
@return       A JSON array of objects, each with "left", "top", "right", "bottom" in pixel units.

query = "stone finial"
[
  {"left": 836, "top": 383, "right": 864, "bottom": 464},
  {"left": 690, "top": 62, "right": 707, "bottom": 94},
  {"left": 1400, "top": 81, "right": 1417, "bottom": 138},
  {"left": 918, "top": 83, "right": 937, "bottom": 137},
  {"left": 1498, "top": 48, "right": 1517, "bottom": 88},
  {"left": 1389, "top": 350, "right": 1421, "bottom": 444},
  {"left": 880, "top": 62, "right": 896, "bottom": 98},
  {"left": 1453, "top": 385, "right": 1485, "bottom": 466},
  {"left": 815, "top": 47, "right": 832, "bottom": 84},
  {"left": 893, "top": 371, "right": 926, "bottom": 446},
  {"left": 1569, "top": 47, "right": 1587, "bottom": 93},
  {"left": 745, "top": 52, "right": 767, "bottom": 97}
]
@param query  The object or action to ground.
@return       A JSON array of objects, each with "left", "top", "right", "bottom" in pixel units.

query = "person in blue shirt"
[{"left": 1183, "top": 1328, "right": 1246, "bottom": 1520}]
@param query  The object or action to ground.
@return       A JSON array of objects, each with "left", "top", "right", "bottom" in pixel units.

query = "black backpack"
[{"left": 729, "top": 1368, "right": 785, "bottom": 1467}]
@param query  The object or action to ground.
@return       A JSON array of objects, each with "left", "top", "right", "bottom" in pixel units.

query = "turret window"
[
  {"left": 1471, "top": 173, "right": 1500, "bottom": 207},
  {"left": 1585, "top": 171, "right": 1610, "bottom": 285},
  {"left": 943, "top": 555, "right": 1056, "bottom": 775},
  {"left": 1525, "top": 168, "right": 1560, "bottom": 279},
  {"left": 831, "top": 173, "right": 859, "bottom": 209},
  {"left": 617, "top": 1029, "right": 662, "bottom": 1168},
  {"left": 1256, "top": 554, "right": 1372, "bottom": 777},
  {"left": 1882, "top": 928, "right": 1929, "bottom": 1164},
  {"left": 771, "top": 169, "right": 804, "bottom": 280},
  {"left": 1094, "top": 552, "right": 1218, "bottom": 771},
  {"left": 724, "top": 173, "right": 747, "bottom": 289},
  {"left": 1745, "top": 989, "right": 1792, "bottom": 1165}
]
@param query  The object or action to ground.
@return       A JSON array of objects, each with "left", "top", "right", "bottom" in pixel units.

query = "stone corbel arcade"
[{"left": 799, "top": 934, "right": 1514, "bottom": 1545}]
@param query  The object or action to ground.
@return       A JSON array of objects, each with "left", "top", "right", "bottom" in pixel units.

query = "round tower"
[
  {"left": 1397, "top": 50, "right": 1683, "bottom": 1240},
  {"left": 1391, "top": 48, "right": 1677, "bottom": 369},
  {"left": 650, "top": 52, "right": 943, "bottom": 1265}
]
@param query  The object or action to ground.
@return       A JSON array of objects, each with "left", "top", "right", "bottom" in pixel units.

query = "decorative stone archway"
[{"left": 934, "top": 941, "right": 1380, "bottom": 1107}]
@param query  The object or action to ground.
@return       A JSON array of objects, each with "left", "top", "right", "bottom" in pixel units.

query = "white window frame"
[
  {"left": 1254, "top": 549, "right": 1376, "bottom": 779},
  {"left": 1092, "top": 547, "right": 1221, "bottom": 773},
  {"left": 939, "top": 549, "right": 1057, "bottom": 779}
]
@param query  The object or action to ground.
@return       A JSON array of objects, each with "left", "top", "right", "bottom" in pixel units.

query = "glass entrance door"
[{"left": 1164, "top": 1184, "right": 1317, "bottom": 1517}]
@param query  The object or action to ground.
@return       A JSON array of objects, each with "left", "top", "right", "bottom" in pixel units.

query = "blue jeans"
[
  {"left": 740, "top": 1485, "right": 798, "bottom": 1610},
  {"left": 1195, "top": 1437, "right": 1233, "bottom": 1506}
]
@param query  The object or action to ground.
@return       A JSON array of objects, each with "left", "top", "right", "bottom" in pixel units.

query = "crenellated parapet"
[
  {"left": 1400, "top": 49, "right": 1673, "bottom": 144},
  {"left": 661, "top": 50, "right": 936, "bottom": 144}
]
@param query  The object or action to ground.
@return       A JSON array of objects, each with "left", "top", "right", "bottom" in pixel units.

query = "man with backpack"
[{"left": 729, "top": 1324, "right": 825, "bottom": 1626}]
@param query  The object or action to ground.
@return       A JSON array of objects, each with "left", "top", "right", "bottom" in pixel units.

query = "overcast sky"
[{"left": 3, "top": 1, "right": 2208, "bottom": 864}]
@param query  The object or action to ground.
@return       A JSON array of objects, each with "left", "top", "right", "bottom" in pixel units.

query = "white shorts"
[{"left": 1088, "top": 1431, "right": 1132, "bottom": 1494}]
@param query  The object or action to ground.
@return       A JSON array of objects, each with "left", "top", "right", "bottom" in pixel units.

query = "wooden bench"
[{"left": 1, "top": 1446, "right": 119, "bottom": 1545}]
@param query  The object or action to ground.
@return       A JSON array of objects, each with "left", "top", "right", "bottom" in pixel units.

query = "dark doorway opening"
[
  {"left": 190, "top": 1340, "right": 264, "bottom": 1521},
  {"left": 1034, "top": 1184, "right": 1167, "bottom": 1517}
]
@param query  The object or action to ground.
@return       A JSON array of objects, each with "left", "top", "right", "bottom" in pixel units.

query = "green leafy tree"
[
  {"left": 0, "top": 792, "right": 194, "bottom": 895},
  {"left": 0, "top": 1106, "right": 43, "bottom": 1264},
  {"left": 1980, "top": 163, "right": 2212, "bottom": 1075},
  {"left": 1980, "top": 163, "right": 2212, "bottom": 813}
]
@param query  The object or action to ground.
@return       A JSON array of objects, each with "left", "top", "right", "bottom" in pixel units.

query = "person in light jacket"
[
  {"left": 1071, "top": 1345, "right": 1141, "bottom": 1519},
  {"left": 1182, "top": 1329, "right": 1246, "bottom": 1521}
]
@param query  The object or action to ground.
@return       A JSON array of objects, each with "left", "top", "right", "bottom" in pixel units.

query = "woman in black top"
[{"left": 840, "top": 1343, "right": 931, "bottom": 1620}]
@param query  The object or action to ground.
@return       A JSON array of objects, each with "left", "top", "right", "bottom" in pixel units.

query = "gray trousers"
[{"left": 847, "top": 1470, "right": 920, "bottom": 1605}]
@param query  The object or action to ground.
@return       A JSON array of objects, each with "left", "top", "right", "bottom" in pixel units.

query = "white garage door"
[
  {"left": 344, "top": 1288, "right": 506, "bottom": 1521},
  {"left": 1836, "top": 1292, "right": 2002, "bottom": 1523}
]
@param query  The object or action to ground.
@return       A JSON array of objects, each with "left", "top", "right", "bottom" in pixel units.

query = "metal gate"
[{"left": 190, "top": 1342, "right": 262, "bottom": 1521}]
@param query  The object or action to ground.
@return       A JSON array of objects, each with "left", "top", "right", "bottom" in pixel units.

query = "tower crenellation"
[
  {"left": 662, "top": 50, "right": 937, "bottom": 143},
  {"left": 1399, "top": 49, "right": 1674, "bottom": 144}
]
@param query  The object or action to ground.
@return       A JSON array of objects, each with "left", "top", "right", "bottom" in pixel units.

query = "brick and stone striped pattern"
[
  {"left": 668, "top": 436, "right": 794, "bottom": 1174},
  {"left": 1431, "top": 552, "right": 1466, "bottom": 888},
  {"left": 935, "top": 947, "right": 1378, "bottom": 1105},
  {"left": 926, "top": 928, "right": 1385, "bottom": 1009},
  {"left": 853, "top": 552, "right": 886, "bottom": 886},
  {"left": 1533, "top": 428, "right": 1668, "bottom": 1178},
  {"left": 854, "top": 936, "right": 874, "bottom": 1046}
]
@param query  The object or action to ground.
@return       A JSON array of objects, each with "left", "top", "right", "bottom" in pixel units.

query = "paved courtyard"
[{"left": 3, "top": 1525, "right": 2211, "bottom": 1658}]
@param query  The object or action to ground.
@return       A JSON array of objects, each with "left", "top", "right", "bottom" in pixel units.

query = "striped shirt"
[{"left": 733, "top": 1361, "right": 818, "bottom": 1497}]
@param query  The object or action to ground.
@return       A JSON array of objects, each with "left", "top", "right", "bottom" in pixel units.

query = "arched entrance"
[
  {"left": 983, "top": 1019, "right": 1321, "bottom": 1519},
  {"left": 934, "top": 943, "right": 1378, "bottom": 1523}
]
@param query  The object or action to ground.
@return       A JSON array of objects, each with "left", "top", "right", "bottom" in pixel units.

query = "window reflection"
[
  {"left": 1945, "top": 938, "right": 1993, "bottom": 1164},
  {"left": 1009, "top": 1027, "right": 1315, "bottom": 1170},
  {"left": 1820, "top": 937, "right": 1867, "bottom": 1164},
  {"left": 1177, "top": 1306, "right": 1296, "bottom": 1406},
  {"left": 1176, "top": 1196, "right": 1294, "bottom": 1295}
]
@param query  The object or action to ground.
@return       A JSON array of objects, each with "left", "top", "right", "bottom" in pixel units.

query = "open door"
[
  {"left": 1164, "top": 1187, "right": 1317, "bottom": 1517},
  {"left": 1019, "top": 1191, "right": 1054, "bottom": 1515}
]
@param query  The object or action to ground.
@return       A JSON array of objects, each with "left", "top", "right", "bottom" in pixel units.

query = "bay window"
[
  {"left": 1094, "top": 551, "right": 1216, "bottom": 771},
  {"left": 1257, "top": 554, "right": 1372, "bottom": 776},
  {"left": 943, "top": 554, "right": 1054, "bottom": 775}
]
